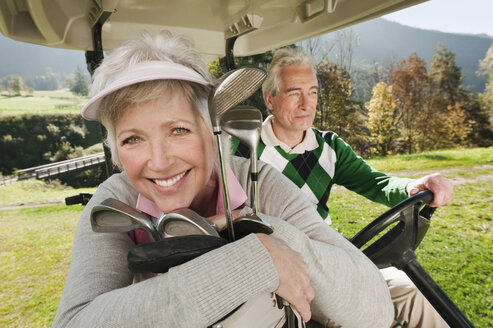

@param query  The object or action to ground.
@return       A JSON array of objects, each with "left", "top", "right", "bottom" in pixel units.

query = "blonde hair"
[{"left": 88, "top": 30, "right": 222, "bottom": 169}]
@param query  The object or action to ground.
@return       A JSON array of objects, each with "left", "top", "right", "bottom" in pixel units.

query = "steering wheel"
[
  {"left": 350, "top": 190, "right": 435, "bottom": 269},
  {"left": 350, "top": 191, "right": 475, "bottom": 328}
]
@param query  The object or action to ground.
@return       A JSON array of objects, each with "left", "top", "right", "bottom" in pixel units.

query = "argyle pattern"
[
  {"left": 231, "top": 129, "right": 411, "bottom": 221},
  {"left": 232, "top": 129, "right": 337, "bottom": 219}
]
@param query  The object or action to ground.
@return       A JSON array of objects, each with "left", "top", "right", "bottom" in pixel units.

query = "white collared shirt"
[{"left": 261, "top": 115, "right": 319, "bottom": 154}]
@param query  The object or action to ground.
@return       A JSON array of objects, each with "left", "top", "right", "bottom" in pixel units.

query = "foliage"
[
  {"left": 366, "top": 82, "right": 399, "bottom": 155},
  {"left": 24, "top": 67, "right": 60, "bottom": 91},
  {"left": 316, "top": 59, "right": 369, "bottom": 154},
  {"left": 69, "top": 66, "right": 89, "bottom": 96},
  {"left": 8, "top": 75, "right": 23, "bottom": 96},
  {"left": 0, "top": 114, "right": 102, "bottom": 175},
  {"left": 390, "top": 52, "right": 429, "bottom": 154}
]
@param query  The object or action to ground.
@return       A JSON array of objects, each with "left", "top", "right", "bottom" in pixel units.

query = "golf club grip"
[{"left": 402, "top": 259, "right": 474, "bottom": 328}]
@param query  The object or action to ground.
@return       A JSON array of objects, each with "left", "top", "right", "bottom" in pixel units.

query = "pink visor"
[{"left": 81, "top": 61, "right": 211, "bottom": 121}]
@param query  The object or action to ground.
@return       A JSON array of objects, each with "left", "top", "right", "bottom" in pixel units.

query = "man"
[{"left": 231, "top": 47, "right": 453, "bottom": 327}]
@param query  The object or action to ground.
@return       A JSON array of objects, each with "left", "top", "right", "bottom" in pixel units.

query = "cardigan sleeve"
[
  {"left": 252, "top": 158, "right": 394, "bottom": 328},
  {"left": 52, "top": 173, "right": 279, "bottom": 328}
]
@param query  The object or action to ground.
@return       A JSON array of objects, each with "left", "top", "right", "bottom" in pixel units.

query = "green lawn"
[
  {"left": 0, "top": 147, "right": 491, "bottom": 327},
  {"left": 0, "top": 89, "right": 86, "bottom": 116}
]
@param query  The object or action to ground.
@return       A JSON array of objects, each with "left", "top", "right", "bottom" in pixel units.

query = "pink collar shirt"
[{"left": 129, "top": 164, "right": 247, "bottom": 244}]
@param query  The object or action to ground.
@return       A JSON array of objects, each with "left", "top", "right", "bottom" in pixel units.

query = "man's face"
[{"left": 265, "top": 65, "right": 318, "bottom": 140}]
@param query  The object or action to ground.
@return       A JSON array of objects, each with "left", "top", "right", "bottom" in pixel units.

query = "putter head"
[
  {"left": 220, "top": 105, "right": 262, "bottom": 150},
  {"left": 208, "top": 67, "right": 266, "bottom": 129},
  {"left": 91, "top": 198, "right": 160, "bottom": 242},
  {"left": 157, "top": 208, "right": 220, "bottom": 238}
]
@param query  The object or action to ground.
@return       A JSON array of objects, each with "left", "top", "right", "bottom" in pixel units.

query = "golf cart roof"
[{"left": 0, "top": 0, "right": 427, "bottom": 57}]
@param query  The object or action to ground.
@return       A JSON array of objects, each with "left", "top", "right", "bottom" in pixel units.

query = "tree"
[
  {"left": 390, "top": 53, "right": 430, "bottom": 154},
  {"left": 426, "top": 45, "right": 470, "bottom": 149},
  {"left": 316, "top": 59, "right": 368, "bottom": 154},
  {"left": 331, "top": 28, "right": 360, "bottom": 74},
  {"left": 70, "top": 66, "right": 89, "bottom": 96},
  {"left": 477, "top": 43, "right": 493, "bottom": 140},
  {"left": 366, "top": 82, "right": 399, "bottom": 155},
  {"left": 8, "top": 75, "right": 23, "bottom": 96}
]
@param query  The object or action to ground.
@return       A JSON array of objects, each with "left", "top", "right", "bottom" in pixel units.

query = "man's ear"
[{"left": 264, "top": 91, "right": 274, "bottom": 111}]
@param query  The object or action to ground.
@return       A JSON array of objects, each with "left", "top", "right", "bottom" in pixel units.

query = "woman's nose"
[{"left": 147, "top": 141, "right": 174, "bottom": 171}]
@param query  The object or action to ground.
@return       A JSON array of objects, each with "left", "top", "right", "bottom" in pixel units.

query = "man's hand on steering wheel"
[{"left": 406, "top": 173, "right": 453, "bottom": 207}]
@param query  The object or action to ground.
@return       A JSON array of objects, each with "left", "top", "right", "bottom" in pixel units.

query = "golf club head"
[
  {"left": 220, "top": 214, "right": 274, "bottom": 240},
  {"left": 221, "top": 105, "right": 262, "bottom": 214},
  {"left": 91, "top": 198, "right": 160, "bottom": 242},
  {"left": 157, "top": 208, "right": 220, "bottom": 238},
  {"left": 220, "top": 105, "right": 262, "bottom": 151},
  {"left": 208, "top": 67, "right": 266, "bottom": 129}
]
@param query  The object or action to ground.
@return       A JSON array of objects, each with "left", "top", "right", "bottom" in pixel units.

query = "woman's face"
[{"left": 115, "top": 93, "right": 216, "bottom": 213}]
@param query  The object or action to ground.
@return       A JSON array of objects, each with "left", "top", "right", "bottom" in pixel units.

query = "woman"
[{"left": 53, "top": 31, "right": 393, "bottom": 328}]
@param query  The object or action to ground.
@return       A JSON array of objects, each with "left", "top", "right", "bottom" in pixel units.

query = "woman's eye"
[
  {"left": 173, "top": 127, "right": 190, "bottom": 135},
  {"left": 122, "top": 136, "right": 140, "bottom": 145}
]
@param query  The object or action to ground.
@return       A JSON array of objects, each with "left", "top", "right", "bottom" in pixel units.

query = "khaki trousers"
[
  {"left": 382, "top": 267, "right": 449, "bottom": 328},
  {"left": 310, "top": 268, "right": 450, "bottom": 328}
]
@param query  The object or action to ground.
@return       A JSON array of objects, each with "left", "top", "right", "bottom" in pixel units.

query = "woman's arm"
[
  {"left": 246, "top": 158, "right": 394, "bottom": 328},
  {"left": 53, "top": 173, "right": 279, "bottom": 328}
]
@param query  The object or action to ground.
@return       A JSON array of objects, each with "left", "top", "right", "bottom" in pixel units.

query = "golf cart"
[{"left": 0, "top": 0, "right": 474, "bottom": 326}]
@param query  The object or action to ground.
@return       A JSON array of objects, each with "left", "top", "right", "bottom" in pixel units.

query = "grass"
[
  {"left": 0, "top": 180, "right": 96, "bottom": 207},
  {"left": 330, "top": 147, "right": 492, "bottom": 327},
  {"left": 0, "top": 89, "right": 86, "bottom": 116},
  {"left": 0, "top": 147, "right": 492, "bottom": 327}
]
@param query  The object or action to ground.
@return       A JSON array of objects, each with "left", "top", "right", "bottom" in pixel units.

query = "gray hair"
[
  {"left": 262, "top": 47, "right": 317, "bottom": 99},
  {"left": 89, "top": 31, "right": 219, "bottom": 169}
]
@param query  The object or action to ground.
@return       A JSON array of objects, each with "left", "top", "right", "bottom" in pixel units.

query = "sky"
[{"left": 383, "top": 0, "right": 493, "bottom": 37}]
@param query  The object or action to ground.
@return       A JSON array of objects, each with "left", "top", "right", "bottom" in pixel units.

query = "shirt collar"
[
  {"left": 261, "top": 115, "right": 318, "bottom": 154},
  {"left": 136, "top": 163, "right": 247, "bottom": 218}
]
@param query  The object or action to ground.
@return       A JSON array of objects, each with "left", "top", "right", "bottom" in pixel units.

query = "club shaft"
[{"left": 215, "top": 132, "right": 235, "bottom": 242}]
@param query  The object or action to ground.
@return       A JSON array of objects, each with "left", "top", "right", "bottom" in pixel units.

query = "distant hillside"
[
  {"left": 318, "top": 18, "right": 492, "bottom": 93},
  {"left": 1, "top": 18, "right": 492, "bottom": 93},
  {"left": 0, "top": 35, "right": 86, "bottom": 78}
]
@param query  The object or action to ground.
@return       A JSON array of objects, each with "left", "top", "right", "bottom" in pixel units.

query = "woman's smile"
[{"left": 152, "top": 169, "right": 189, "bottom": 188}]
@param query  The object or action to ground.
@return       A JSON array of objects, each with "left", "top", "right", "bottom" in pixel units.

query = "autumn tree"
[
  {"left": 366, "top": 82, "right": 399, "bottom": 155},
  {"left": 390, "top": 53, "right": 429, "bottom": 154},
  {"left": 316, "top": 59, "right": 368, "bottom": 154}
]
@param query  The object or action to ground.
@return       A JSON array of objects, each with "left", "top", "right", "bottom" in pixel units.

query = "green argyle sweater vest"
[{"left": 231, "top": 129, "right": 411, "bottom": 220}]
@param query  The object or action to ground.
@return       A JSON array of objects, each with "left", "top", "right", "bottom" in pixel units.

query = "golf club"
[
  {"left": 208, "top": 67, "right": 267, "bottom": 241},
  {"left": 91, "top": 198, "right": 161, "bottom": 242},
  {"left": 220, "top": 105, "right": 262, "bottom": 214},
  {"left": 155, "top": 208, "right": 220, "bottom": 238},
  {"left": 220, "top": 106, "right": 295, "bottom": 326}
]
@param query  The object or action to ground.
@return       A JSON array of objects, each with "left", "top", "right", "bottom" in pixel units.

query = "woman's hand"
[{"left": 256, "top": 233, "right": 314, "bottom": 322}]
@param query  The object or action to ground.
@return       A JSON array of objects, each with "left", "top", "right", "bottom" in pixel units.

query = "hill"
[
  {"left": 1, "top": 18, "right": 492, "bottom": 93},
  {"left": 317, "top": 18, "right": 492, "bottom": 93},
  {"left": 0, "top": 34, "right": 86, "bottom": 78}
]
